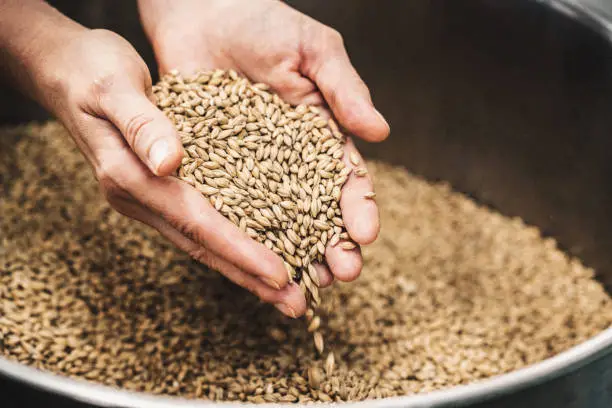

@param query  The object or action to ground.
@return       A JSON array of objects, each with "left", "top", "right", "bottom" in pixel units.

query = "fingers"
[
  {"left": 87, "top": 118, "right": 291, "bottom": 291},
  {"left": 99, "top": 88, "right": 184, "bottom": 176},
  {"left": 270, "top": 283, "right": 307, "bottom": 318},
  {"left": 302, "top": 28, "right": 390, "bottom": 142},
  {"left": 323, "top": 139, "right": 376, "bottom": 283},
  {"left": 325, "top": 243, "right": 363, "bottom": 282},
  {"left": 270, "top": 75, "right": 323, "bottom": 107},
  {"left": 313, "top": 263, "right": 334, "bottom": 288},
  {"left": 109, "top": 195, "right": 306, "bottom": 318},
  {"left": 340, "top": 138, "right": 380, "bottom": 245},
  {"left": 148, "top": 177, "right": 291, "bottom": 290},
  {"left": 251, "top": 68, "right": 325, "bottom": 107}
]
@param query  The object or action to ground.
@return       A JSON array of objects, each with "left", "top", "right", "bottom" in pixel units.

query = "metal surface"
[
  {"left": 3, "top": 0, "right": 612, "bottom": 407},
  {"left": 540, "top": 0, "right": 612, "bottom": 41}
]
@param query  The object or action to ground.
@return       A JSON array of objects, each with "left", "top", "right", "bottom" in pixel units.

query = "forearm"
[
  {"left": 137, "top": 0, "right": 176, "bottom": 42},
  {"left": 0, "top": 0, "right": 85, "bottom": 107}
]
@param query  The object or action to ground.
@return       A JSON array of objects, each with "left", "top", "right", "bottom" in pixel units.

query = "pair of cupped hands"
[{"left": 30, "top": 0, "right": 389, "bottom": 317}]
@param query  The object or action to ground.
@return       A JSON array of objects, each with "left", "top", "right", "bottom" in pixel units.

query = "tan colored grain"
[
  {"left": 339, "top": 241, "right": 357, "bottom": 250},
  {"left": 308, "top": 366, "right": 322, "bottom": 389},
  {"left": 355, "top": 167, "right": 368, "bottom": 177},
  {"left": 364, "top": 192, "right": 376, "bottom": 199},
  {"left": 1, "top": 122, "right": 611, "bottom": 403},
  {"left": 152, "top": 69, "right": 354, "bottom": 356},
  {"left": 325, "top": 352, "right": 335, "bottom": 377}
]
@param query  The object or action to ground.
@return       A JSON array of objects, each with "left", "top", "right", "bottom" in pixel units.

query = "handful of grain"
[{"left": 153, "top": 69, "right": 354, "bottom": 354}]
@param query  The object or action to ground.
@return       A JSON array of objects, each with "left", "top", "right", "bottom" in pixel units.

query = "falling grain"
[{"left": 325, "top": 352, "right": 335, "bottom": 376}]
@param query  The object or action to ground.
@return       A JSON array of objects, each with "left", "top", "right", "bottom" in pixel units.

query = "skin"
[{"left": 0, "top": 0, "right": 390, "bottom": 318}]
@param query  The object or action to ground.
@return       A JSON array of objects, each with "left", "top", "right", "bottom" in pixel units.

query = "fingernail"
[
  {"left": 374, "top": 108, "right": 389, "bottom": 129},
  {"left": 148, "top": 139, "right": 171, "bottom": 173},
  {"left": 274, "top": 303, "right": 297, "bottom": 318},
  {"left": 260, "top": 276, "right": 281, "bottom": 290}
]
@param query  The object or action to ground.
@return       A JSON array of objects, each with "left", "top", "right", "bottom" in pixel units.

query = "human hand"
[
  {"left": 139, "top": 0, "right": 391, "bottom": 287},
  {"left": 29, "top": 28, "right": 306, "bottom": 317}
]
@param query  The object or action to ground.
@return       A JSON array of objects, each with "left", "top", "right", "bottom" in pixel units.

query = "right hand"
[
  {"left": 33, "top": 28, "right": 306, "bottom": 317},
  {"left": 139, "top": 0, "right": 390, "bottom": 288}
]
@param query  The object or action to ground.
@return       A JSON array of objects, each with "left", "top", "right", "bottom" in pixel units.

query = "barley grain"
[
  {"left": 1, "top": 122, "right": 611, "bottom": 404},
  {"left": 339, "top": 241, "right": 357, "bottom": 250},
  {"left": 355, "top": 167, "right": 368, "bottom": 177},
  {"left": 325, "top": 353, "right": 335, "bottom": 377}
]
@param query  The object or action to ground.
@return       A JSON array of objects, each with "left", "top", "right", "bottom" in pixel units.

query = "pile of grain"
[{"left": 1, "top": 122, "right": 611, "bottom": 403}]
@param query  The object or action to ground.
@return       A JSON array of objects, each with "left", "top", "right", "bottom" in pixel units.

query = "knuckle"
[
  {"left": 326, "top": 28, "right": 344, "bottom": 47},
  {"left": 123, "top": 113, "right": 155, "bottom": 147},
  {"left": 269, "top": 262, "right": 290, "bottom": 287},
  {"left": 41, "top": 71, "right": 71, "bottom": 103},
  {"left": 90, "top": 28, "right": 122, "bottom": 42},
  {"left": 357, "top": 79, "right": 371, "bottom": 97},
  {"left": 276, "top": 274, "right": 290, "bottom": 289},
  {"left": 89, "top": 72, "right": 118, "bottom": 100}
]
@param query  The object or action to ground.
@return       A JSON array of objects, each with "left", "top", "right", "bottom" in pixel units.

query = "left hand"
[{"left": 138, "top": 0, "right": 390, "bottom": 287}]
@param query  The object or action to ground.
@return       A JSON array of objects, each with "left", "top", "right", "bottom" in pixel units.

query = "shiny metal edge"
[
  {"left": 0, "top": 327, "right": 611, "bottom": 408},
  {"left": 3, "top": 1, "right": 612, "bottom": 407},
  {"left": 537, "top": 0, "right": 612, "bottom": 42}
]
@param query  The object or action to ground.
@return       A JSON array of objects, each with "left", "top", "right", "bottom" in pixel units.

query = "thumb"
[
  {"left": 303, "top": 29, "right": 390, "bottom": 142},
  {"left": 100, "top": 88, "right": 183, "bottom": 176}
]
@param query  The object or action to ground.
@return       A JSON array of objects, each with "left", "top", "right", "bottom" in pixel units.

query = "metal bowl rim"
[{"left": 1, "top": 326, "right": 611, "bottom": 407}]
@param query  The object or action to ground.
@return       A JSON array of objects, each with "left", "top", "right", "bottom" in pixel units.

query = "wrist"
[
  {"left": 137, "top": 0, "right": 186, "bottom": 47},
  {"left": 0, "top": 0, "right": 87, "bottom": 110},
  {"left": 137, "top": 0, "right": 233, "bottom": 71}
]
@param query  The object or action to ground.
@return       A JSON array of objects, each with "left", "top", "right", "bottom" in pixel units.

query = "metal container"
[{"left": 3, "top": 1, "right": 612, "bottom": 406}]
